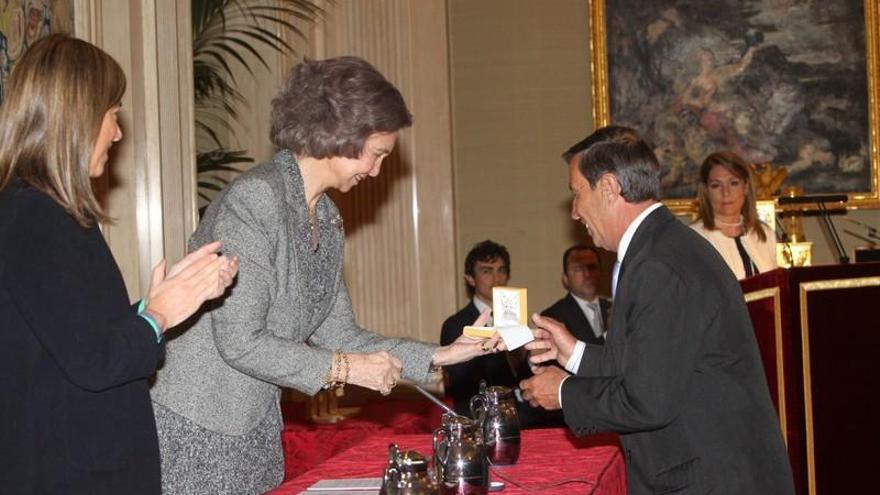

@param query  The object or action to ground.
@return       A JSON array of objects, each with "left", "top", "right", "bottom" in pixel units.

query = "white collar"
[
  {"left": 616, "top": 202, "right": 663, "bottom": 263},
  {"left": 472, "top": 297, "right": 491, "bottom": 314},
  {"left": 570, "top": 292, "right": 600, "bottom": 307},
  {"left": 570, "top": 293, "right": 604, "bottom": 338}
]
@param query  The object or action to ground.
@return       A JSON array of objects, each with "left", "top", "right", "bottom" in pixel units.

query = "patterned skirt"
[{"left": 153, "top": 402, "right": 284, "bottom": 495}]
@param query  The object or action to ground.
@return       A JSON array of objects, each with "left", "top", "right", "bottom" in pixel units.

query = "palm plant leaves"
[
  {"left": 197, "top": 148, "right": 255, "bottom": 214},
  {"left": 193, "top": 0, "right": 322, "bottom": 212}
]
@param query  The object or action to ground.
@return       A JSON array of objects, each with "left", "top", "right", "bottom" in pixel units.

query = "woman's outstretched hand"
[
  {"left": 145, "top": 241, "right": 239, "bottom": 331},
  {"left": 346, "top": 351, "right": 402, "bottom": 395},
  {"left": 431, "top": 308, "right": 506, "bottom": 367}
]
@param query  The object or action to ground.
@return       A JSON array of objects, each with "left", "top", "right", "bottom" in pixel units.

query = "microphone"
[
  {"left": 777, "top": 194, "right": 847, "bottom": 205},
  {"left": 777, "top": 193, "right": 849, "bottom": 263},
  {"left": 846, "top": 218, "right": 878, "bottom": 235},
  {"left": 774, "top": 213, "right": 790, "bottom": 241},
  {"left": 775, "top": 213, "right": 794, "bottom": 266}
]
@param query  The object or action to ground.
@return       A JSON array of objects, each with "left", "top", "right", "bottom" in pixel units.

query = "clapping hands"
[{"left": 145, "top": 241, "right": 239, "bottom": 331}]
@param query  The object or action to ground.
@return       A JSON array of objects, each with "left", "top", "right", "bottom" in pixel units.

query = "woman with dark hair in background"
[
  {"left": 691, "top": 150, "right": 777, "bottom": 280},
  {"left": 151, "top": 56, "right": 497, "bottom": 494},
  {"left": 0, "top": 34, "right": 237, "bottom": 494}
]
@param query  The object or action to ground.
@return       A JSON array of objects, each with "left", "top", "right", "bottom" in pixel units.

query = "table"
[
  {"left": 269, "top": 428, "right": 625, "bottom": 494},
  {"left": 281, "top": 399, "right": 444, "bottom": 480}
]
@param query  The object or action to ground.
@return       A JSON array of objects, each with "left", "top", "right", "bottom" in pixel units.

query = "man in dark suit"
[
  {"left": 541, "top": 245, "right": 610, "bottom": 345},
  {"left": 441, "top": 240, "right": 522, "bottom": 417},
  {"left": 520, "top": 126, "right": 794, "bottom": 494}
]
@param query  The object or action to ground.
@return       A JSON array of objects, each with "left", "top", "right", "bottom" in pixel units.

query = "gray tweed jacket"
[{"left": 150, "top": 150, "right": 436, "bottom": 435}]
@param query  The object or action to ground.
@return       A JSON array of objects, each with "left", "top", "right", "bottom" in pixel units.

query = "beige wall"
[{"left": 448, "top": 0, "right": 600, "bottom": 315}]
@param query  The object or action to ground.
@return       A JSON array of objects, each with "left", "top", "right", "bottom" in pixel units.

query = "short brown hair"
[
  {"left": 696, "top": 151, "right": 766, "bottom": 242},
  {"left": 269, "top": 56, "right": 412, "bottom": 159},
  {"left": 563, "top": 125, "right": 661, "bottom": 203},
  {"left": 464, "top": 240, "right": 510, "bottom": 298},
  {"left": 0, "top": 34, "right": 126, "bottom": 226}
]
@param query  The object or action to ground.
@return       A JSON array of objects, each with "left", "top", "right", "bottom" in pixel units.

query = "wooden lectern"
[{"left": 740, "top": 263, "right": 880, "bottom": 495}]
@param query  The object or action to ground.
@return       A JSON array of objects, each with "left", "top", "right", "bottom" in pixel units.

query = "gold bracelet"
[
  {"left": 334, "top": 352, "right": 343, "bottom": 383},
  {"left": 325, "top": 353, "right": 334, "bottom": 385},
  {"left": 339, "top": 352, "right": 349, "bottom": 386}
]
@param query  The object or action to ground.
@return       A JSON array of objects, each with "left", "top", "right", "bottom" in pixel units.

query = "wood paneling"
[{"left": 82, "top": 0, "right": 196, "bottom": 300}]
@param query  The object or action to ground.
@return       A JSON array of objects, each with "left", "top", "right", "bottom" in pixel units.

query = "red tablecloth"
[
  {"left": 269, "top": 428, "right": 625, "bottom": 494},
  {"left": 281, "top": 400, "right": 444, "bottom": 480}
]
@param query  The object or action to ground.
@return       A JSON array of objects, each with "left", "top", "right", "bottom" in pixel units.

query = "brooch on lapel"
[{"left": 330, "top": 214, "right": 344, "bottom": 232}]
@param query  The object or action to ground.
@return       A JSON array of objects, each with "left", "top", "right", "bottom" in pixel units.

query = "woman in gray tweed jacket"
[{"left": 150, "top": 57, "right": 498, "bottom": 494}]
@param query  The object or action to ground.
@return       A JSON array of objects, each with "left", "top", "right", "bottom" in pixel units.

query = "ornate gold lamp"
[
  {"left": 751, "top": 163, "right": 812, "bottom": 268},
  {"left": 776, "top": 186, "right": 813, "bottom": 267}
]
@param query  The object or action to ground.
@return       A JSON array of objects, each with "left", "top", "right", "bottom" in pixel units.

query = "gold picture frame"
[{"left": 589, "top": 0, "right": 880, "bottom": 214}]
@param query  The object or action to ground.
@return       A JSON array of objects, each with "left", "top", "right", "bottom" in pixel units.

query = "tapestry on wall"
[{"left": 0, "top": 0, "right": 74, "bottom": 103}]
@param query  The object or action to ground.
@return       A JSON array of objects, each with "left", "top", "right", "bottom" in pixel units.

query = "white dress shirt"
[
  {"left": 570, "top": 293, "right": 605, "bottom": 339},
  {"left": 473, "top": 297, "right": 492, "bottom": 325}
]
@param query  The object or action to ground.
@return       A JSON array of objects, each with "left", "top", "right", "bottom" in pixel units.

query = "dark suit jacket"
[
  {"left": 440, "top": 302, "right": 520, "bottom": 416},
  {"left": 541, "top": 293, "right": 610, "bottom": 345},
  {"left": 0, "top": 180, "right": 164, "bottom": 494},
  {"left": 560, "top": 207, "right": 793, "bottom": 494}
]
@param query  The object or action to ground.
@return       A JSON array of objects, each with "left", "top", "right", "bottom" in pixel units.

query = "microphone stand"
[
  {"left": 844, "top": 230, "right": 878, "bottom": 245},
  {"left": 816, "top": 200, "right": 849, "bottom": 264},
  {"left": 846, "top": 218, "right": 880, "bottom": 242},
  {"left": 774, "top": 213, "right": 794, "bottom": 266}
]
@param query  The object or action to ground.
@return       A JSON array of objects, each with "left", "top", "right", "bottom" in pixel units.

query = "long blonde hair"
[
  {"left": 696, "top": 151, "right": 766, "bottom": 242},
  {"left": 0, "top": 34, "right": 126, "bottom": 226}
]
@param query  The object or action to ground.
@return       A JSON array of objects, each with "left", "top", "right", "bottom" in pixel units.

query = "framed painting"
[{"left": 589, "top": 0, "right": 880, "bottom": 212}]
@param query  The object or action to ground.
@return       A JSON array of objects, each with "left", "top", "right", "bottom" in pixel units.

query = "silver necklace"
[{"left": 308, "top": 210, "right": 320, "bottom": 251}]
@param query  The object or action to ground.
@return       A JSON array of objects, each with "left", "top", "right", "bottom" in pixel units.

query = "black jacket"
[
  {"left": 0, "top": 180, "right": 164, "bottom": 494},
  {"left": 561, "top": 207, "right": 794, "bottom": 494},
  {"left": 541, "top": 293, "right": 610, "bottom": 345}
]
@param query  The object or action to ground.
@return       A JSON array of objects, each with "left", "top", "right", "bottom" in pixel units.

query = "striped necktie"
[{"left": 586, "top": 300, "right": 603, "bottom": 334}]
